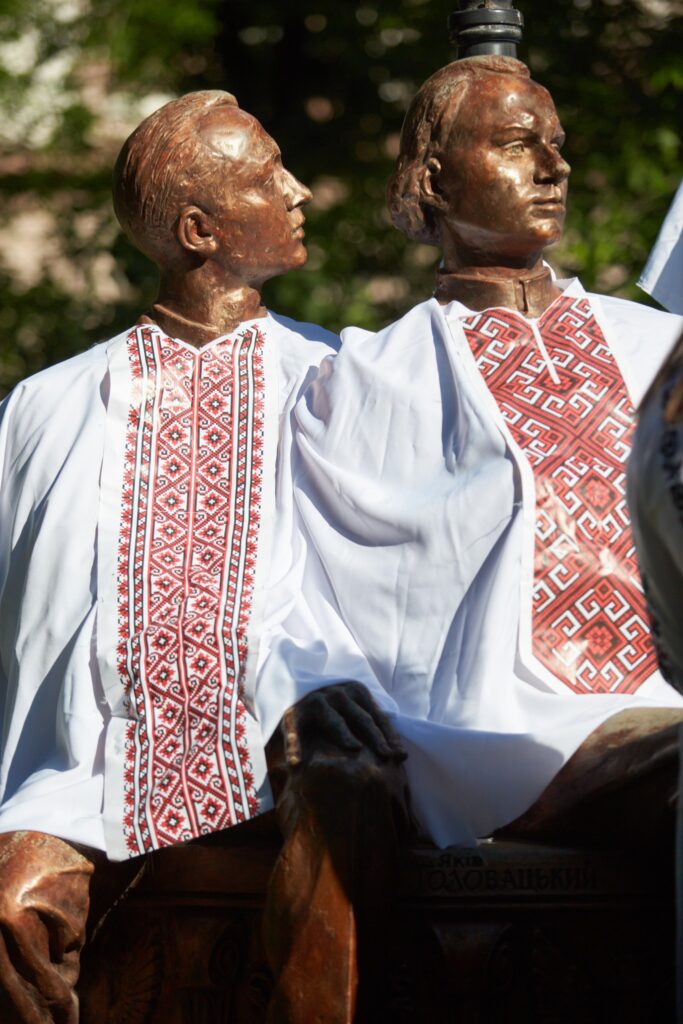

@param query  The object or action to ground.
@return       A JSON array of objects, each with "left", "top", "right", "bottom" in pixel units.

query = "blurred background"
[{"left": 0, "top": 0, "right": 681, "bottom": 395}]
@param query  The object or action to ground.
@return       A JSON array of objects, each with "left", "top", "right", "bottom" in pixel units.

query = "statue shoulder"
[
  {"left": 0, "top": 330, "right": 127, "bottom": 461},
  {"left": 267, "top": 311, "right": 340, "bottom": 354}
]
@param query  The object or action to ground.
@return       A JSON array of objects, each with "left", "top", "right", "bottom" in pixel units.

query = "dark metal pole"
[{"left": 448, "top": 1, "right": 524, "bottom": 60}]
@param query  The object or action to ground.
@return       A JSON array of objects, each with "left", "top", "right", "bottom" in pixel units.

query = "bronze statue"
[
  {"left": 395, "top": 56, "right": 683, "bottom": 845},
  {"left": 388, "top": 55, "right": 568, "bottom": 316},
  {"left": 394, "top": 56, "right": 683, "bottom": 844},
  {"left": 0, "top": 90, "right": 408, "bottom": 1024},
  {"left": 288, "top": 52, "right": 683, "bottom": 902},
  {"left": 113, "top": 92, "right": 309, "bottom": 342},
  {"left": 3, "top": 40, "right": 683, "bottom": 1024}
]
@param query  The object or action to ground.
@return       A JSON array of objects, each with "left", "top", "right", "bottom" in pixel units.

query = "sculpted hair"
[
  {"left": 113, "top": 90, "right": 239, "bottom": 263},
  {"left": 387, "top": 57, "right": 530, "bottom": 246}
]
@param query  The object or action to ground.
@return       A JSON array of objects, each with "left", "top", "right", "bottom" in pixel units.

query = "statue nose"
[
  {"left": 537, "top": 146, "right": 571, "bottom": 183},
  {"left": 285, "top": 171, "right": 312, "bottom": 208}
]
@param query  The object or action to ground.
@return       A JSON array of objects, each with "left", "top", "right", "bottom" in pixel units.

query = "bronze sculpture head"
[
  {"left": 113, "top": 90, "right": 312, "bottom": 344},
  {"left": 388, "top": 57, "right": 571, "bottom": 313}
]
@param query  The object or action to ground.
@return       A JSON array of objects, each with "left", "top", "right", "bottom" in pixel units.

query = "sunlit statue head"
[
  {"left": 112, "top": 90, "right": 312, "bottom": 342},
  {"left": 388, "top": 57, "right": 571, "bottom": 313}
]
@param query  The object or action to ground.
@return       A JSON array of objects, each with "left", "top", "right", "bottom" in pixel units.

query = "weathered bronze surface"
[
  {"left": 389, "top": 56, "right": 569, "bottom": 316},
  {"left": 77, "top": 835, "right": 674, "bottom": 1022},
  {"left": 0, "top": 831, "right": 94, "bottom": 1024}
]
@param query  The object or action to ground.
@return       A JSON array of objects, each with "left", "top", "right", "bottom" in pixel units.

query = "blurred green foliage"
[{"left": 0, "top": 0, "right": 681, "bottom": 394}]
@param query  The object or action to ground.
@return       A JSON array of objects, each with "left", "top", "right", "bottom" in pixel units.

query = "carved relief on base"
[
  {"left": 79, "top": 905, "right": 272, "bottom": 1024},
  {"left": 78, "top": 841, "right": 674, "bottom": 1024},
  {"left": 79, "top": 914, "right": 164, "bottom": 1024}
]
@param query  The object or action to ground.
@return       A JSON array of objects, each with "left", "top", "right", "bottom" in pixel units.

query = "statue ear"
[
  {"left": 419, "top": 157, "right": 448, "bottom": 213},
  {"left": 177, "top": 206, "right": 218, "bottom": 256}
]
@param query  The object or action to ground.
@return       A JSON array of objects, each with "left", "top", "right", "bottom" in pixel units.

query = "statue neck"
[
  {"left": 147, "top": 268, "right": 267, "bottom": 348},
  {"left": 140, "top": 302, "right": 263, "bottom": 348},
  {"left": 435, "top": 264, "right": 560, "bottom": 318}
]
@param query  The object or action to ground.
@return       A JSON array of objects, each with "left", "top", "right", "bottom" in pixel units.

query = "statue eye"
[{"left": 504, "top": 141, "right": 525, "bottom": 154}]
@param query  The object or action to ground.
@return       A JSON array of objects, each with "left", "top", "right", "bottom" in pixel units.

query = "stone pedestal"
[{"left": 79, "top": 835, "right": 674, "bottom": 1023}]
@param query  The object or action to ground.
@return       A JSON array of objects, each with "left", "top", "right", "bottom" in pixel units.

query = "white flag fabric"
[{"left": 639, "top": 180, "right": 683, "bottom": 314}]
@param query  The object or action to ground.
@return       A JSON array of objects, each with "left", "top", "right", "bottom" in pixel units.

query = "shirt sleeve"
[
  {"left": 0, "top": 392, "right": 15, "bottom": 613},
  {"left": 0, "top": 388, "right": 20, "bottom": 729}
]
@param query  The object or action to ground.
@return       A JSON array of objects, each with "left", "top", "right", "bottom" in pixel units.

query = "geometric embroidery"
[
  {"left": 462, "top": 295, "right": 658, "bottom": 695},
  {"left": 117, "top": 324, "right": 263, "bottom": 855}
]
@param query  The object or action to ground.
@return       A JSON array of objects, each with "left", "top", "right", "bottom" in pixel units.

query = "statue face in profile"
[
  {"left": 114, "top": 92, "right": 311, "bottom": 287},
  {"left": 196, "top": 106, "right": 312, "bottom": 284},
  {"left": 388, "top": 57, "right": 571, "bottom": 269}
]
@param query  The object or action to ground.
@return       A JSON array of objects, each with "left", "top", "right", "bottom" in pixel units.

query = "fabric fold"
[{"left": 280, "top": 280, "right": 683, "bottom": 846}]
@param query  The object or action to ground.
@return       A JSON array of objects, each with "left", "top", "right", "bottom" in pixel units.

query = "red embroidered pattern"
[
  {"left": 462, "top": 295, "right": 657, "bottom": 694},
  {"left": 117, "top": 324, "right": 263, "bottom": 855}
]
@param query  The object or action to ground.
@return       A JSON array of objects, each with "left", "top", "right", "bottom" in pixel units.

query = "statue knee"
[
  {"left": 267, "top": 683, "right": 412, "bottom": 844},
  {"left": 0, "top": 831, "right": 94, "bottom": 1024},
  {"left": 300, "top": 753, "right": 413, "bottom": 856}
]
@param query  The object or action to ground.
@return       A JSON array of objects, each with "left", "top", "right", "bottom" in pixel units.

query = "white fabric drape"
[
  {"left": 0, "top": 313, "right": 338, "bottom": 858},
  {"left": 258, "top": 281, "right": 683, "bottom": 847},
  {"left": 3, "top": 283, "right": 683, "bottom": 856}
]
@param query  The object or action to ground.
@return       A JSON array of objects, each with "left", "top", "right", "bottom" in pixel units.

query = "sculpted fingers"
[
  {"left": 282, "top": 683, "right": 408, "bottom": 764},
  {"left": 0, "top": 905, "right": 78, "bottom": 1024},
  {"left": 326, "top": 687, "right": 395, "bottom": 760},
  {"left": 309, "top": 692, "right": 365, "bottom": 753},
  {"left": 285, "top": 691, "right": 363, "bottom": 762},
  {"left": 0, "top": 924, "right": 50, "bottom": 1024},
  {"left": 4, "top": 910, "right": 77, "bottom": 1023},
  {"left": 339, "top": 683, "right": 407, "bottom": 762}
]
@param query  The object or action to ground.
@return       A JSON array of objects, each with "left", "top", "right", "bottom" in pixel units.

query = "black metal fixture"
[{"left": 448, "top": 1, "right": 524, "bottom": 60}]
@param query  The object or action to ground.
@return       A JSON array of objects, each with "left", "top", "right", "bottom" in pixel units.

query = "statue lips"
[{"left": 531, "top": 192, "right": 566, "bottom": 216}]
